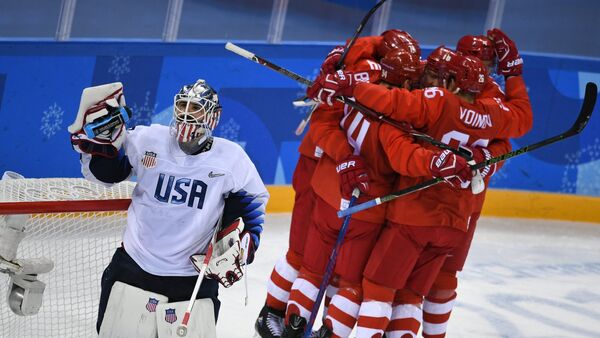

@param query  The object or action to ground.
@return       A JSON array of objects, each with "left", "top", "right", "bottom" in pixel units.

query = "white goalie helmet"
[{"left": 172, "top": 79, "right": 222, "bottom": 154}]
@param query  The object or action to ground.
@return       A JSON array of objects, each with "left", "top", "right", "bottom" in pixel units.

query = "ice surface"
[{"left": 217, "top": 214, "right": 600, "bottom": 338}]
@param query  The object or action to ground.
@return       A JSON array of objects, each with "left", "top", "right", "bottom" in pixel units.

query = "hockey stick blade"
[
  {"left": 336, "top": 0, "right": 388, "bottom": 68},
  {"left": 470, "top": 81, "right": 596, "bottom": 171},
  {"left": 295, "top": 104, "right": 319, "bottom": 136},
  {"left": 338, "top": 82, "right": 597, "bottom": 218}
]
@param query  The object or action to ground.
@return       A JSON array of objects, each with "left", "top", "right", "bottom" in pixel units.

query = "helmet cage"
[{"left": 171, "top": 79, "right": 221, "bottom": 144}]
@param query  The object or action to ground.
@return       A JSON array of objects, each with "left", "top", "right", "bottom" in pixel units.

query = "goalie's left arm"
[
  {"left": 222, "top": 145, "right": 269, "bottom": 265},
  {"left": 70, "top": 82, "right": 134, "bottom": 184}
]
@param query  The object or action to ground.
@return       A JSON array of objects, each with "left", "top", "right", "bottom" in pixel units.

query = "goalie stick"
[
  {"left": 294, "top": 0, "right": 389, "bottom": 135},
  {"left": 224, "top": 42, "right": 485, "bottom": 194},
  {"left": 337, "top": 81, "right": 598, "bottom": 218},
  {"left": 176, "top": 227, "right": 219, "bottom": 337},
  {"left": 302, "top": 189, "right": 360, "bottom": 338}
]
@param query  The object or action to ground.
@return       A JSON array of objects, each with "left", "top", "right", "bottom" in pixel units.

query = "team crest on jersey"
[
  {"left": 145, "top": 298, "right": 159, "bottom": 312},
  {"left": 164, "top": 308, "right": 177, "bottom": 324},
  {"left": 142, "top": 151, "right": 157, "bottom": 168}
]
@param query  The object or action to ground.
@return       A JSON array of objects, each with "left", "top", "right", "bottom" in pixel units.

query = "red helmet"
[
  {"left": 456, "top": 35, "right": 494, "bottom": 62},
  {"left": 439, "top": 52, "right": 488, "bottom": 94},
  {"left": 380, "top": 49, "right": 424, "bottom": 87},
  {"left": 426, "top": 45, "right": 455, "bottom": 74},
  {"left": 377, "top": 29, "right": 421, "bottom": 59}
]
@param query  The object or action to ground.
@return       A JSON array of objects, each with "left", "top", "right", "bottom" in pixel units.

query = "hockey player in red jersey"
[
  {"left": 281, "top": 46, "right": 432, "bottom": 337},
  {"left": 258, "top": 33, "right": 407, "bottom": 337},
  {"left": 282, "top": 58, "right": 385, "bottom": 338},
  {"left": 255, "top": 46, "right": 362, "bottom": 337},
  {"left": 308, "top": 32, "right": 532, "bottom": 336},
  {"left": 419, "top": 30, "right": 522, "bottom": 338}
]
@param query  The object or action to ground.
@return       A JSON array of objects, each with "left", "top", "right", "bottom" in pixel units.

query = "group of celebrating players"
[{"left": 255, "top": 27, "right": 533, "bottom": 338}]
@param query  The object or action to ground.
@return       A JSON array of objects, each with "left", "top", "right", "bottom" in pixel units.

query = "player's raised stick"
[
  {"left": 335, "top": 0, "right": 388, "bottom": 69},
  {"left": 293, "top": 0, "right": 389, "bottom": 135},
  {"left": 338, "top": 82, "right": 597, "bottom": 218}
]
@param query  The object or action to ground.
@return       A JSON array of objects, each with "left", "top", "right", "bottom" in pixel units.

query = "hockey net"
[{"left": 0, "top": 174, "right": 134, "bottom": 338}]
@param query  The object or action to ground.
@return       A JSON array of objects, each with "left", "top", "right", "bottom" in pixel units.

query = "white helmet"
[{"left": 172, "top": 79, "right": 222, "bottom": 154}]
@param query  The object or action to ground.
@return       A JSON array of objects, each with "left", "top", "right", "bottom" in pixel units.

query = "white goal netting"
[{"left": 0, "top": 175, "right": 135, "bottom": 338}]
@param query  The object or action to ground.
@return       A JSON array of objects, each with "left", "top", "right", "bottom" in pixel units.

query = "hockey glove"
[
  {"left": 191, "top": 218, "right": 250, "bottom": 288},
  {"left": 336, "top": 155, "right": 370, "bottom": 199},
  {"left": 461, "top": 145, "right": 496, "bottom": 180},
  {"left": 320, "top": 45, "right": 344, "bottom": 75},
  {"left": 306, "top": 70, "right": 368, "bottom": 106},
  {"left": 429, "top": 150, "right": 473, "bottom": 188},
  {"left": 487, "top": 28, "right": 523, "bottom": 77},
  {"left": 68, "top": 83, "right": 130, "bottom": 158}
]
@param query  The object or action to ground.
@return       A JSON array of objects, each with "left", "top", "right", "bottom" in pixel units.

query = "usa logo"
[
  {"left": 142, "top": 151, "right": 157, "bottom": 168},
  {"left": 145, "top": 298, "right": 159, "bottom": 312},
  {"left": 164, "top": 308, "right": 177, "bottom": 324}
]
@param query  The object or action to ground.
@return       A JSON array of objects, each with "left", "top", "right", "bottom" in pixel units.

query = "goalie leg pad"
[
  {"left": 0, "top": 216, "right": 28, "bottom": 262},
  {"left": 156, "top": 299, "right": 216, "bottom": 338},
  {"left": 99, "top": 281, "right": 169, "bottom": 338}
]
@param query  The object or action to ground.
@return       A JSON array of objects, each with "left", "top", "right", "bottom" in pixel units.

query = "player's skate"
[
  {"left": 255, "top": 304, "right": 285, "bottom": 338},
  {"left": 281, "top": 313, "right": 306, "bottom": 338},
  {"left": 310, "top": 325, "right": 333, "bottom": 338}
]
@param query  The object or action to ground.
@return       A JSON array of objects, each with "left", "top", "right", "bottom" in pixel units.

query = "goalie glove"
[
  {"left": 68, "top": 83, "right": 131, "bottom": 158},
  {"left": 190, "top": 218, "right": 253, "bottom": 288}
]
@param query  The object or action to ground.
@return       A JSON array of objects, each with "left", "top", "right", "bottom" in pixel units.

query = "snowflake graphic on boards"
[
  {"left": 293, "top": 67, "right": 320, "bottom": 118},
  {"left": 108, "top": 56, "right": 131, "bottom": 80},
  {"left": 40, "top": 103, "right": 64, "bottom": 139},
  {"left": 561, "top": 137, "right": 600, "bottom": 195},
  {"left": 215, "top": 118, "right": 240, "bottom": 141},
  {"left": 131, "top": 91, "right": 157, "bottom": 126}
]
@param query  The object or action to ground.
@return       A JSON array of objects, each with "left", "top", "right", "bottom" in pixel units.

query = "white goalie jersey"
[{"left": 81, "top": 124, "right": 269, "bottom": 276}]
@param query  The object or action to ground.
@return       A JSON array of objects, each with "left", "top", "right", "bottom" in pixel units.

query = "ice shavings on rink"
[{"left": 217, "top": 214, "right": 600, "bottom": 338}]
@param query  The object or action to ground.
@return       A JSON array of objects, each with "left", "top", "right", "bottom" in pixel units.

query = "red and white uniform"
[
  {"left": 351, "top": 76, "right": 532, "bottom": 338},
  {"left": 420, "top": 78, "right": 513, "bottom": 338},
  {"left": 286, "top": 59, "right": 391, "bottom": 336},
  {"left": 356, "top": 76, "right": 532, "bottom": 232}
]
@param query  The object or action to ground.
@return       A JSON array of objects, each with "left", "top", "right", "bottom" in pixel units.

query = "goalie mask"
[{"left": 172, "top": 79, "right": 222, "bottom": 155}]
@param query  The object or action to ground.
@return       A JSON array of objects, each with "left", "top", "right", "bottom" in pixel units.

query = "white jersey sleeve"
[{"left": 221, "top": 142, "right": 269, "bottom": 258}]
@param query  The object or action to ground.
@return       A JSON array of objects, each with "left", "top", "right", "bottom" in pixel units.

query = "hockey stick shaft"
[
  {"left": 336, "top": 0, "right": 388, "bottom": 68},
  {"left": 296, "top": 0, "right": 387, "bottom": 133},
  {"left": 177, "top": 229, "right": 219, "bottom": 336},
  {"left": 225, "top": 42, "right": 312, "bottom": 87},
  {"left": 338, "top": 82, "right": 597, "bottom": 218},
  {"left": 225, "top": 42, "right": 472, "bottom": 159},
  {"left": 303, "top": 189, "right": 360, "bottom": 338}
]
